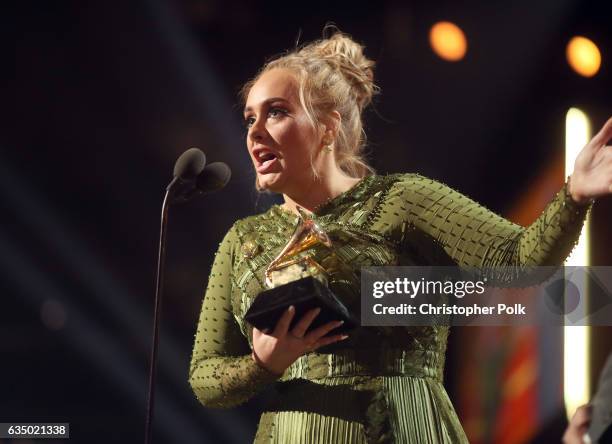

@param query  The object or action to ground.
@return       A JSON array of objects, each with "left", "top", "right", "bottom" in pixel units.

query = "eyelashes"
[
  {"left": 244, "top": 107, "right": 289, "bottom": 129},
  {"left": 269, "top": 107, "right": 289, "bottom": 118}
]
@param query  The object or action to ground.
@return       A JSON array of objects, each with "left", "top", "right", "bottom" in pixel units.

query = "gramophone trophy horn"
[{"left": 265, "top": 207, "right": 333, "bottom": 288}]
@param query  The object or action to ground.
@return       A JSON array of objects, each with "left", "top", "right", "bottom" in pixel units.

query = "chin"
[{"left": 257, "top": 173, "right": 285, "bottom": 192}]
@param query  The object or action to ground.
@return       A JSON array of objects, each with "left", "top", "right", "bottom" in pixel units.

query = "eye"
[
  {"left": 243, "top": 107, "right": 288, "bottom": 129},
  {"left": 244, "top": 115, "right": 255, "bottom": 129},
  {"left": 268, "top": 107, "right": 288, "bottom": 119}
]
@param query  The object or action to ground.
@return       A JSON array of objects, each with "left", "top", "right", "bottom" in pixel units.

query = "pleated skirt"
[{"left": 253, "top": 375, "right": 469, "bottom": 444}]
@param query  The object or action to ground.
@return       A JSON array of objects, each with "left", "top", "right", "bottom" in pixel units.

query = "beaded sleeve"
[
  {"left": 188, "top": 225, "right": 279, "bottom": 409},
  {"left": 391, "top": 174, "right": 591, "bottom": 270}
]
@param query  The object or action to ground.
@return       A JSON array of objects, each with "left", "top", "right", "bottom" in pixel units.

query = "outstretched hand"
[
  {"left": 251, "top": 305, "right": 348, "bottom": 376},
  {"left": 563, "top": 405, "right": 591, "bottom": 444},
  {"left": 569, "top": 116, "right": 612, "bottom": 204}
]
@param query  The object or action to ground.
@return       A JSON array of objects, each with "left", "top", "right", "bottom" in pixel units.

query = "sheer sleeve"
[
  {"left": 188, "top": 224, "right": 279, "bottom": 409},
  {"left": 393, "top": 174, "right": 591, "bottom": 269}
]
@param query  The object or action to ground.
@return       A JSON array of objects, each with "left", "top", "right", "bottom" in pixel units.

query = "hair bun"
[{"left": 300, "top": 31, "right": 377, "bottom": 111}]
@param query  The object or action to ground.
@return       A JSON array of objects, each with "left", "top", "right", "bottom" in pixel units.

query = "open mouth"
[
  {"left": 258, "top": 151, "right": 276, "bottom": 165},
  {"left": 253, "top": 148, "right": 279, "bottom": 173}
]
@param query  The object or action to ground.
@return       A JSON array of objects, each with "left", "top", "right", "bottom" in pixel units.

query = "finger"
[
  {"left": 562, "top": 428, "right": 583, "bottom": 444},
  {"left": 571, "top": 405, "right": 592, "bottom": 428},
  {"left": 273, "top": 305, "right": 295, "bottom": 337},
  {"left": 291, "top": 308, "right": 321, "bottom": 338},
  {"left": 591, "top": 116, "right": 612, "bottom": 148},
  {"left": 253, "top": 326, "right": 271, "bottom": 337},
  {"left": 304, "top": 319, "right": 344, "bottom": 342},
  {"left": 312, "top": 333, "right": 349, "bottom": 350}
]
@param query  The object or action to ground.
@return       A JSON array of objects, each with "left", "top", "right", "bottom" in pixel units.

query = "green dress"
[{"left": 189, "top": 173, "right": 590, "bottom": 443}]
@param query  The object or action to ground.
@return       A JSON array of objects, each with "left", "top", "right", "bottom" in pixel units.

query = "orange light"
[
  {"left": 429, "top": 21, "right": 467, "bottom": 62},
  {"left": 566, "top": 36, "right": 601, "bottom": 77}
]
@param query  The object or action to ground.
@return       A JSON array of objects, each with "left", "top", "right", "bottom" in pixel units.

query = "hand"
[
  {"left": 563, "top": 405, "right": 592, "bottom": 444},
  {"left": 251, "top": 305, "right": 349, "bottom": 375},
  {"left": 568, "top": 116, "right": 612, "bottom": 204}
]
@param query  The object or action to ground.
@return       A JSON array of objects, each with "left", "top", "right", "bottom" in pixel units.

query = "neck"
[{"left": 281, "top": 172, "right": 362, "bottom": 215}]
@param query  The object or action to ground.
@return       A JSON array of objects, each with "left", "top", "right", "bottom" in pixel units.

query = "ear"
[{"left": 320, "top": 110, "right": 341, "bottom": 141}]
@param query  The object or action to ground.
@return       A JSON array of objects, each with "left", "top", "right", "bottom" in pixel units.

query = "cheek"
[{"left": 277, "top": 121, "right": 318, "bottom": 164}]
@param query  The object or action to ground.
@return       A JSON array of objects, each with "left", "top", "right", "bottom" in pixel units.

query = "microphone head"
[
  {"left": 196, "top": 162, "right": 231, "bottom": 193},
  {"left": 173, "top": 147, "right": 206, "bottom": 180}
]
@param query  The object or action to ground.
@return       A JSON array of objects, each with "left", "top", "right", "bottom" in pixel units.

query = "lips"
[{"left": 252, "top": 146, "right": 280, "bottom": 173}]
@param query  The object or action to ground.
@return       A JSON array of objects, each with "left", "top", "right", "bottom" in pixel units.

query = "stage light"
[
  {"left": 429, "top": 21, "right": 467, "bottom": 62},
  {"left": 567, "top": 36, "right": 601, "bottom": 77},
  {"left": 564, "top": 107, "right": 591, "bottom": 420}
]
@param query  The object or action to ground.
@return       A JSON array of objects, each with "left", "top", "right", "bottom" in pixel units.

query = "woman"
[{"left": 189, "top": 31, "right": 612, "bottom": 443}]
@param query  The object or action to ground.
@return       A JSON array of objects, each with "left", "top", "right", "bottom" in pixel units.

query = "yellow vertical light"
[{"left": 564, "top": 108, "right": 591, "bottom": 420}]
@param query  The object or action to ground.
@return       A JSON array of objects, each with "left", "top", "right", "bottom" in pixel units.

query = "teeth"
[{"left": 258, "top": 152, "right": 275, "bottom": 161}]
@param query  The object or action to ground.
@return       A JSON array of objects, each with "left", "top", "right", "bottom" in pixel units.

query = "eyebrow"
[{"left": 243, "top": 97, "right": 289, "bottom": 114}]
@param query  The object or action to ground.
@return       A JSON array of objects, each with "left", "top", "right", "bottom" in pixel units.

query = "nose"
[{"left": 248, "top": 115, "right": 266, "bottom": 143}]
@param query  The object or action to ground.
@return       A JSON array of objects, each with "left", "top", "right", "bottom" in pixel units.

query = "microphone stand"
[
  {"left": 142, "top": 161, "right": 229, "bottom": 443},
  {"left": 144, "top": 189, "right": 171, "bottom": 444}
]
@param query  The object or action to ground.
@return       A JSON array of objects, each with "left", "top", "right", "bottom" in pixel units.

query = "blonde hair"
[{"left": 241, "top": 29, "right": 378, "bottom": 191}]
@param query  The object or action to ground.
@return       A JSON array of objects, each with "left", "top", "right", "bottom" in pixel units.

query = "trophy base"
[{"left": 245, "top": 276, "right": 359, "bottom": 336}]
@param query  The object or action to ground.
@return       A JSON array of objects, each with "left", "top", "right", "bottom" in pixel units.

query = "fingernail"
[
  {"left": 336, "top": 320, "right": 344, "bottom": 325},
  {"left": 341, "top": 334, "right": 349, "bottom": 340},
  {"left": 288, "top": 305, "right": 295, "bottom": 312}
]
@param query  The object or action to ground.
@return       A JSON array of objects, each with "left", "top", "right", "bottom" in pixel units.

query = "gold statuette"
[{"left": 265, "top": 207, "right": 332, "bottom": 288}]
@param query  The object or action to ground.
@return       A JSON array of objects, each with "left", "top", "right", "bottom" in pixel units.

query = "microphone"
[
  {"left": 166, "top": 147, "right": 206, "bottom": 200},
  {"left": 197, "top": 162, "right": 232, "bottom": 193},
  {"left": 145, "top": 148, "right": 230, "bottom": 444},
  {"left": 172, "top": 163, "right": 232, "bottom": 204},
  {"left": 173, "top": 147, "right": 206, "bottom": 179}
]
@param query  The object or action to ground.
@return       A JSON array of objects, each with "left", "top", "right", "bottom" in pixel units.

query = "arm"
[
  {"left": 397, "top": 174, "right": 591, "bottom": 268},
  {"left": 398, "top": 115, "right": 612, "bottom": 271},
  {"left": 188, "top": 225, "right": 279, "bottom": 409}
]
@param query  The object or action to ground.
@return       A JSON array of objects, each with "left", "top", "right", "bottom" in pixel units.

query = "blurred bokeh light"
[
  {"left": 429, "top": 21, "right": 467, "bottom": 62},
  {"left": 41, "top": 299, "right": 67, "bottom": 331},
  {"left": 566, "top": 36, "right": 601, "bottom": 77}
]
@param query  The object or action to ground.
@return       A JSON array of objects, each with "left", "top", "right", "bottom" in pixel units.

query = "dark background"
[{"left": 5, "top": 0, "right": 612, "bottom": 443}]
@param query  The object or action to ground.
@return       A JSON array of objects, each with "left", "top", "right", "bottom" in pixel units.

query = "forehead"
[{"left": 245, "top": 68, "right": 299, "bottom": 110}]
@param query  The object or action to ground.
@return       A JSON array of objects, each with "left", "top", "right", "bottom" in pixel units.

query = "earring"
[{"left": 322, "top": 136, "right": 333, "bottom": 153}]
